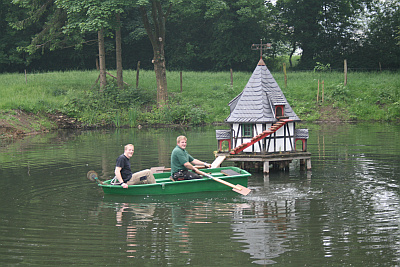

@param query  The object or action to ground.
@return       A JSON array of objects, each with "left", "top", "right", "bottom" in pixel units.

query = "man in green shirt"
[{"left": 171, "top": 135, "right": 211, "bottom": 181}]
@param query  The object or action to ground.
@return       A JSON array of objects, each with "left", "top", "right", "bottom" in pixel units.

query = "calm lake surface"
[{"left": 0, "top": 123, "right": 399, "bottom": 266}]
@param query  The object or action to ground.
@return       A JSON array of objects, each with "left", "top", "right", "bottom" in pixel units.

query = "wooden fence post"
[
  {"left": 136, "top": 61, "right": 140, "bottom": 88},
  {"left": 180, "top": 71, "right": 183, "bottom": 93},
  {"left": 230, "top": 68, "right": 233, "bottom": 87},
  {"left": 317, "top": 80, "right": 320, "bottom": 102},
  {"left": 344, "top": 59, "right": 347, "bottom": 86},
  {"left": 24, "top": 69, "right": 27, "bottom": 84},
  {"left": 283, "top": 63, "right": 287, "bottom": 88}
]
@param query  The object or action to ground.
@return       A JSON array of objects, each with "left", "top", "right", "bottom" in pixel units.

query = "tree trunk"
[
  {"left": 154, "top": 55, "right": 168, "bottom": 105},
  {"left": 289, "top": 42, "right": 296, "bottom": 68},
  {"left": 299, "top": 46, "right": 314, "bottom": 69},
  {"left": 98, "top": 28, "right": 107, "bottom": 90},
  {"left": 115, "top": 13, "right": 123, "bottom": 89},
  {"left": 140, "top": 2, "right": 172, "bottom": 107},
  {"left": 152, "top": 35, "right": 168, "bottom": 105}
]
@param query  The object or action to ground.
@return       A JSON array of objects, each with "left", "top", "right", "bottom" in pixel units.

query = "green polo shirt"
[{"left": 171, "top": 145, "right": 194, "bottom": 175}]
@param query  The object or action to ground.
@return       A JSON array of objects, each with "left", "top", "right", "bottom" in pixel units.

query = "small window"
[{"left": 242, "top": 124, "right": 253, "bottom": 137}]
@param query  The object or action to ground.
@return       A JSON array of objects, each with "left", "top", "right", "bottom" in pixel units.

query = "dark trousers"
[{"left": 172, "top": 170, "right": 202, "bottom": 181}]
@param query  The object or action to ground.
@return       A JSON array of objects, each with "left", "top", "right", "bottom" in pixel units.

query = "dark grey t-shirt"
[{"left": 116, "top": 154, "right": 132, "bottom": 182}]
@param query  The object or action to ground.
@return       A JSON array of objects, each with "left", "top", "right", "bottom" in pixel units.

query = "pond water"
[{"left": 0, "top": 123, "right": 399, "bottom": 266}]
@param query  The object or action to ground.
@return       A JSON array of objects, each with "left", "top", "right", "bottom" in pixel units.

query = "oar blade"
[
  {"left": 87, "top": 170, "right": 98, "bottom": 182},
  {"left": 232, "top": 184, "right": 251, "bottom": 196},
  {"left": 201, "top": 172, "right": 251, "bottom": 196}
]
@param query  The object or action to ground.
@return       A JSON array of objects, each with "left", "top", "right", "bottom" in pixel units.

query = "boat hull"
[{"left": 98, "top": 167, "right": 251, "bottom": 196}]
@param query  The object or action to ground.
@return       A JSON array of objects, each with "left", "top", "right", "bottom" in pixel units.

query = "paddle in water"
[
  {"left": 197, "top": 170, "right": 251, "bottom": 196},
  {"left": 87, "top": 170, "right": 104, "bottom": 185}
]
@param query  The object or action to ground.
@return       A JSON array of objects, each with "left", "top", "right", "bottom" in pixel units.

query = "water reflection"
[
  {"left": 95, "top": 174, "right": 315, "bottom": 264},
  {"left": 94, "top": 193, "right": 254, "bottom": 263},
  {"left": 1, "top": 123, "right": 400, "bottom": 266},
  {"left": 115, "top": 203, "right": 156, "bottom": 257},
  {"left": 115, "top": 203, "right": 156, "bottom": 225},
  {"left": 230, "top": 172, "right": 313, "bottom": 265}
]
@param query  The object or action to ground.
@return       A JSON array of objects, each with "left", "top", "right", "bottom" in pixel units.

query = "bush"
[
  {"left": 329, "top": 84, "right": 350, "bottom": 102},
  {"left": 142, "top": 97, "right": 207, "bottom": 126},
  {"left": 63, "top": 81, "right": 157, "bottom": 126},
  {"left": 62, "top": 80, "right": 208, "bottom": 126}
]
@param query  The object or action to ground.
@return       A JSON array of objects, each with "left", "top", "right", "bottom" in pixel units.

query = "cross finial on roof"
[{"left": 251, "top": 39, "right": 272, "bottom": 59}]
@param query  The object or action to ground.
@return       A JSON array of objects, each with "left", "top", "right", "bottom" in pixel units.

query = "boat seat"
[{"left": 221, "top": 169, "right": 240, "bottom": 176}]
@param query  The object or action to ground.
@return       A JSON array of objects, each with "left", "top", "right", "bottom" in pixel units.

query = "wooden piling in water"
[{"left": 215, "top": 151, "right": 311, "bottom": 174}]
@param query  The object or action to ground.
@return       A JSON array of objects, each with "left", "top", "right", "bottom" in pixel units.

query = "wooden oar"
[{"left": 197, "top": 170, "right": 251, "bottom": 196}]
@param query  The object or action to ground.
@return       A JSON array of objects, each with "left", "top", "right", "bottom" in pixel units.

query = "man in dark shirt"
[{"left": 115, "top": 144, "right": 156, "bottom": 188}]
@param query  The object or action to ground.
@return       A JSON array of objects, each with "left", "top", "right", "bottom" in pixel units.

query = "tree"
[
  {"left": 97, "top": 27, "right": 107, "bottom": 88},
  {"left": 115, "top": 13, "right": 123, "bottom": 88},
  {"left": 397, "top": 26, "right": 400, "bottom": 46},
  {"left": 0, "top": 0, "right": 31, "bottom": 72},
  {"left": 362, "top": 0, "right": 400, "bottom": 69},
  {"left": 139, "top": 0, "right": 172, "bottom": 107},
  {"left": 10, "top": 0, "right": 65, "bottom": 52},
  {"left": 166, "top": 0, "right": 273, "bottom": 71},
  {"left": 55, "top": 0, "right": 129, "bottom": 89},
  {"left": 276, "top": 0, "right": 373, "bottom": 69},
  {"left": 6, "top": 0, "right": 76, "bottom": 70},
  {"left": 3, "top": 0, "right": 98, "bottom": 72}
]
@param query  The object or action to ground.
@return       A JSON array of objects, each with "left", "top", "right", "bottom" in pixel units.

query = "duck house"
[{"left": 215, "top": 58, "right": 311, "bottom": 173}]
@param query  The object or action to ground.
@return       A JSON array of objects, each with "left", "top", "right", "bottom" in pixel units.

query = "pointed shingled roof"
[{"left": 225, "top": 59, "right": 300, "bottom": 123}]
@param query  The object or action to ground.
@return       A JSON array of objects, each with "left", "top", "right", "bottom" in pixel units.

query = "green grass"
[
  {"left": 274, "top": 70, "right": 400, "bottom": 121},
  {"left": 0, "top": 69, "right": 399, "bottom": 128}
]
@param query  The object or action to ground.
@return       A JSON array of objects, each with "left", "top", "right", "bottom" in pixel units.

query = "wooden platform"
[{"left": 215, "top": 151, "right": 312, "bottom": 174}]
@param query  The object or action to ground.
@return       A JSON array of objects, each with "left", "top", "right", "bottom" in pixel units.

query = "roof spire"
[
  {"left": 251, "top": 39, "right": 272, "bottom": 62},
  {"left": 258, "top": 58, "right": 266, "bottom": 66}
]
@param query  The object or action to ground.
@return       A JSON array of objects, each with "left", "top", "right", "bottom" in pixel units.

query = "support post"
[
  {"left": 307, "top": 159, "right": 312, "bottom": 170},
  {"left": 300, "top": 159, "right": 305, "bottom": 171},
  {"left": 263, "top": 161, "right": 270, "bottom": 174}
]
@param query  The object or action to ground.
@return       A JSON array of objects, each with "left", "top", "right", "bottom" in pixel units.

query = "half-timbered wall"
[{"left": 230, "top": 122, "right": 295, "bottom": 153}]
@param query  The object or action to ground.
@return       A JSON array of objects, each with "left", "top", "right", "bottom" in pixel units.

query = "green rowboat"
[{"left": 95, "top": 166, "right": 251, "bottom": 196}]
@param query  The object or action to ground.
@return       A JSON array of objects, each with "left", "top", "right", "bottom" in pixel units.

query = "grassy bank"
[{"left": 0, "top": 69, "right": 399, "bottom": 133}]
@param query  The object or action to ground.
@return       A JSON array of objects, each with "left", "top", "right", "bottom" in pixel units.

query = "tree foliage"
[
  {"left": 167, "top": 0, "right": 273, "bottom": 71},
  {"left": 361, "top": 0, "right": 400, "bottom": 69},
  {"left": 275, "top": 0, "right": 375, "bottom": 69},
  {"left": 1, "top": 0, "right": 399, "bottom": 73}
]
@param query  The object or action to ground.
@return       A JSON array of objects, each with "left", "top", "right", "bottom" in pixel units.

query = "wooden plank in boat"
[
  {"left": 150, "top": 166, "right": 165, "bottom": 173},
  {"left": 211, "top": 156, "right": 226, "bottom": 168}
]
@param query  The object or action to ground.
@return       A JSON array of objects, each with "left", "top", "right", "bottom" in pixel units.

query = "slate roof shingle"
[{"left": 225, "top": 59, "right": 300, "bottom": 123}]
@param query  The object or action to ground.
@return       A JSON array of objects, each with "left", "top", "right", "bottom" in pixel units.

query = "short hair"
[
  {"left": 124, "top": 144, "right": 134, "bottom": 151},
  {"left": 176, "top": 135, "right": 187, "bottom": 143}
]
